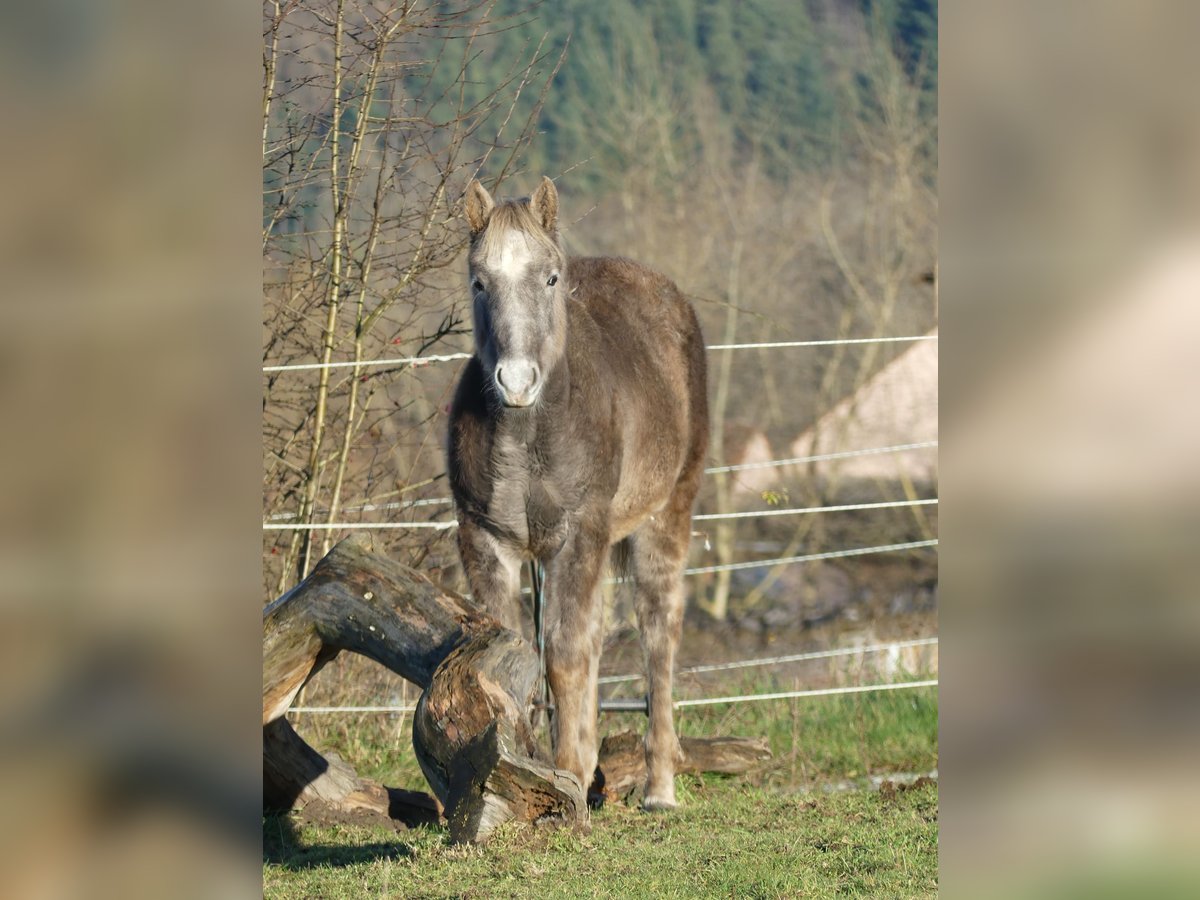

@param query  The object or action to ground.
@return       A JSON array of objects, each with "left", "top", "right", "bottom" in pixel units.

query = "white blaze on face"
[
  {"left": 487, "top": 230, "right": 533, "bottom": 283},
  {"left": 483, "top": 229, "right": 539, "bottom": 368}
]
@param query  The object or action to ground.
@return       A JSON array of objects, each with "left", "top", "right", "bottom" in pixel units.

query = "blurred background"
[
  {"left": 941, "top": 2, "right": 1200, "bottom": 896},
  {"left": 0, "top": 0, "right": 1198, "bottom": 896},
  {"left": 0, "top": 1, "right": 262, "bottom": 897}
]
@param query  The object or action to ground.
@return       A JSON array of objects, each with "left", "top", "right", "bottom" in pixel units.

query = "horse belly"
[{"left": 608, "top": 415, "right": 686, "bottom": 541}]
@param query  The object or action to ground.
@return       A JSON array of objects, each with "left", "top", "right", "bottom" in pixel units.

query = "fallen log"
[
  {"left": 263, "top": 716, "right": 440, "bottom": 830},
  {"left": 262, "top": 534, "right": 585, "bottom": 843},
  {"left": 597, "top": 731, "right": 772, "bottom": 800},
  {"left": 263, "top": 535, "right": 773, "bottom": 841}
]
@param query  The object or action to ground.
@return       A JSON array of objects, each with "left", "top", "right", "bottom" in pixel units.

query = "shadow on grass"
[{"left": 263, "top": 814, "right": 443, "bottom": 870}]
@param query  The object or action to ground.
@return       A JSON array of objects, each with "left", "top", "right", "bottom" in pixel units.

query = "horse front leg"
[
  {"left": 456, "top": 518, "right": 523, "bottom": 634},
  {"left": 544, "top": 521, "right": 608, "bottom": 797}
]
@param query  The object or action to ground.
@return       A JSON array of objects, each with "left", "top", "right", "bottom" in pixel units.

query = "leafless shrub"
[{"left": 262, "top": 0, "right": 563, "bottom": 596}]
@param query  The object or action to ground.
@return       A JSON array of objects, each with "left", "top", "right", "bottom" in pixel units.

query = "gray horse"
[{"left": 447, "top": 176, "right": 708, "bottom": 810}]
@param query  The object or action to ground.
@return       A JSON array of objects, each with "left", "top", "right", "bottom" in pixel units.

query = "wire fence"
[
  {"left": 674, "top": 679, "right": 938, "bottom": 709},
  {"left": 263, "top": 351, "right": 472, "bottom": 374},
  {"left": 266, "top": 497, "right": 453, "bottom": 522},
  {"left": 288, "top": 681, "right": 939, "bottom": 715},
  {"left": 288, "top": 678, "right": 939, "bottom": 715},
  {"left": 692, "top": 498, "right": 937, "bottom": 522},
  {"left": 598, "top": 637, "right": 939, "bottom": 685},
  {"left": 262, "top": 496, "right": 937, "bottom": 531},
  {"left": 262, "top": 520, "right": 456, "bottom": 531},
  {"left": 704, "top": 440, "right": 938, "bottom": 474},
  {"left": 262, "top": 333, "right": 937, "bottom": 374},
  {"left": 287, "top": 639, "right": 939, "bottom": 714},
  {"left": 267, "top": 331, "right": 939, "bottom": 718},
  {"left": 264, "top": 442, "right": 938, "bottom": 525},
  {"left": 261, "top": 440, "right": 939, "bottom": 531},
  {"left": 682, "top": 539, "right": 937, "bottom": 577}
]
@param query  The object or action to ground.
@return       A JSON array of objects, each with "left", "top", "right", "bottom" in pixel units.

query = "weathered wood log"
[
  {"left": 411, "top": 622, "right": 585, "bottom": 842},
  {"left": 596, "top": 730, "right": 773, "bottom": 800},
  {"left": 263, "top": 534, "right": 483, "bottom": 724},
  {"left": 262, "top": 534, "right": 585, "bottom": 842},
  {"left": 442, "top": 722, "right": 587, "bottom": 843},
  {"left": 263, "top": 716, "right": 440, "bottom": 829}
]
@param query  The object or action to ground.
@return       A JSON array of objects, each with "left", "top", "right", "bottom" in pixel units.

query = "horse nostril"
[{"left": 496, "top": 361, "right": 540, "bottom": 398}]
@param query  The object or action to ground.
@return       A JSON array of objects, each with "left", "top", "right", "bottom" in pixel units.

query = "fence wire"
[
  {"left": 704, "top": 441, "right": 938, "bottom": 474},
  {"left": 682, "top": 539, "right": 937, "bottom": 577},
  {"left": 262, "top": 497, "right": 936, "bottom": 531},
  {"left": 263, "top": 334, "right": 937, "bottom": 374},
  {"left": 267, "top": 333, "right": 939, "bottom": 718},
  {"left": 599, "top": 637, "right": 939, "bottom": 686},
  {"left": 288, "top": 677, "right": 939, "bottom": 715}
]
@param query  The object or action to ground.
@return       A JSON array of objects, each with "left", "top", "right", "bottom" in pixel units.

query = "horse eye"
[
  {"left": 547, "top": 273, "right": 558, "bottom": 287},
  {"left": 471, "top": 278, "right": 484, "bottom": 294}
]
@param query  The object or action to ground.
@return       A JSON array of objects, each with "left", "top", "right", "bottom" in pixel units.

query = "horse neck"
[{"left": 495, "top": 353, "right": 570, "bottom": 445}]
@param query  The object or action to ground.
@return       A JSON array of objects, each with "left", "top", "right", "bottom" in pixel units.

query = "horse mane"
[{"left": 476, "top": 200, "right": 565, "bottom": 263}]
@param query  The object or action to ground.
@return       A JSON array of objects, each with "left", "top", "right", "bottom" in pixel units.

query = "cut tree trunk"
[{"left": 262, "top": 534, "right": 585, "bottom": 843}]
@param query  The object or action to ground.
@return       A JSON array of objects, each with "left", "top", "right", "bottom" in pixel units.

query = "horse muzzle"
[{"left": 495, "top": 359, "right": 542, "bottom": 408}]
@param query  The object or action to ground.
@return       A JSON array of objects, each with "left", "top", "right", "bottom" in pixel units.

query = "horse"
[{"left": 446, "top": 176, "right": 708, "bottom": 811}]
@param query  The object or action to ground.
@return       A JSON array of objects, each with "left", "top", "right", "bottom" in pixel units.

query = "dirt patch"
[
  {"left": 878, "top": 775, "right": 937, "bottom": 803},
  {"left": 297, "top": 798, "right": 409, "bottom": 832}
]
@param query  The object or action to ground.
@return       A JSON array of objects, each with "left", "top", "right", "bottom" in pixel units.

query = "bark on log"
[
  {"left": 596, "top": 731, "right": 772, "bottom": 800},
  {"left": 410, "top": 623, "right": 584, "bottom": 842},
  {"left": 262, "top": 534, "right": 585, "bottom": 843}
]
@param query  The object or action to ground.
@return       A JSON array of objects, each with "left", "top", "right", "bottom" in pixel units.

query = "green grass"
[
  {"left": 683, "top": 682, "right": 938, "bottom": 788},
  {"left": 267, "top": 688, "right": 938, "bottom": 897},
  {"left": 264, "top": 778, "right": 937, "bottom": 899},
  {"left": 299, "top": 686, "right": 938, "bottom": 794}
]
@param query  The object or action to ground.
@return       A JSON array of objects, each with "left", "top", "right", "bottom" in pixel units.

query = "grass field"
[
  {"left": 265, "top": 776, "right": 937, "bottom": 899},
  {"left": 303, "top": 682, "right": 938, "bottom": 792},
  {"left": 265, "top": 685, "right": 938, "bottom": 898}
]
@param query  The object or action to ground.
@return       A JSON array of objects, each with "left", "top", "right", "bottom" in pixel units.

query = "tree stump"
[{"left": 262, "top": 534, "right": 585, "bottom": 843}]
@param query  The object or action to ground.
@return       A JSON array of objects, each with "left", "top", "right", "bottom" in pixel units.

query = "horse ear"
[
  {"left": 529, "top": 176, "right": 558, "bottom": 233},
  {"left": 465, "top": 179, "right": 495, "bottom": 235}
]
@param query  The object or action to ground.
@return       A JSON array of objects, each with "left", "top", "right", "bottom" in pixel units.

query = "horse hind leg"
[
  {"left": 631, "top": 511, "right": 689, "bottom": 811},
  {"left": 577, "top": 582, "right": 605, "bottom": 806}
]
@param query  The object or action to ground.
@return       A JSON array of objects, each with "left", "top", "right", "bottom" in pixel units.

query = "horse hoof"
[{"left": 641, "top": 795, "right": 678, "bottom": 813}]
